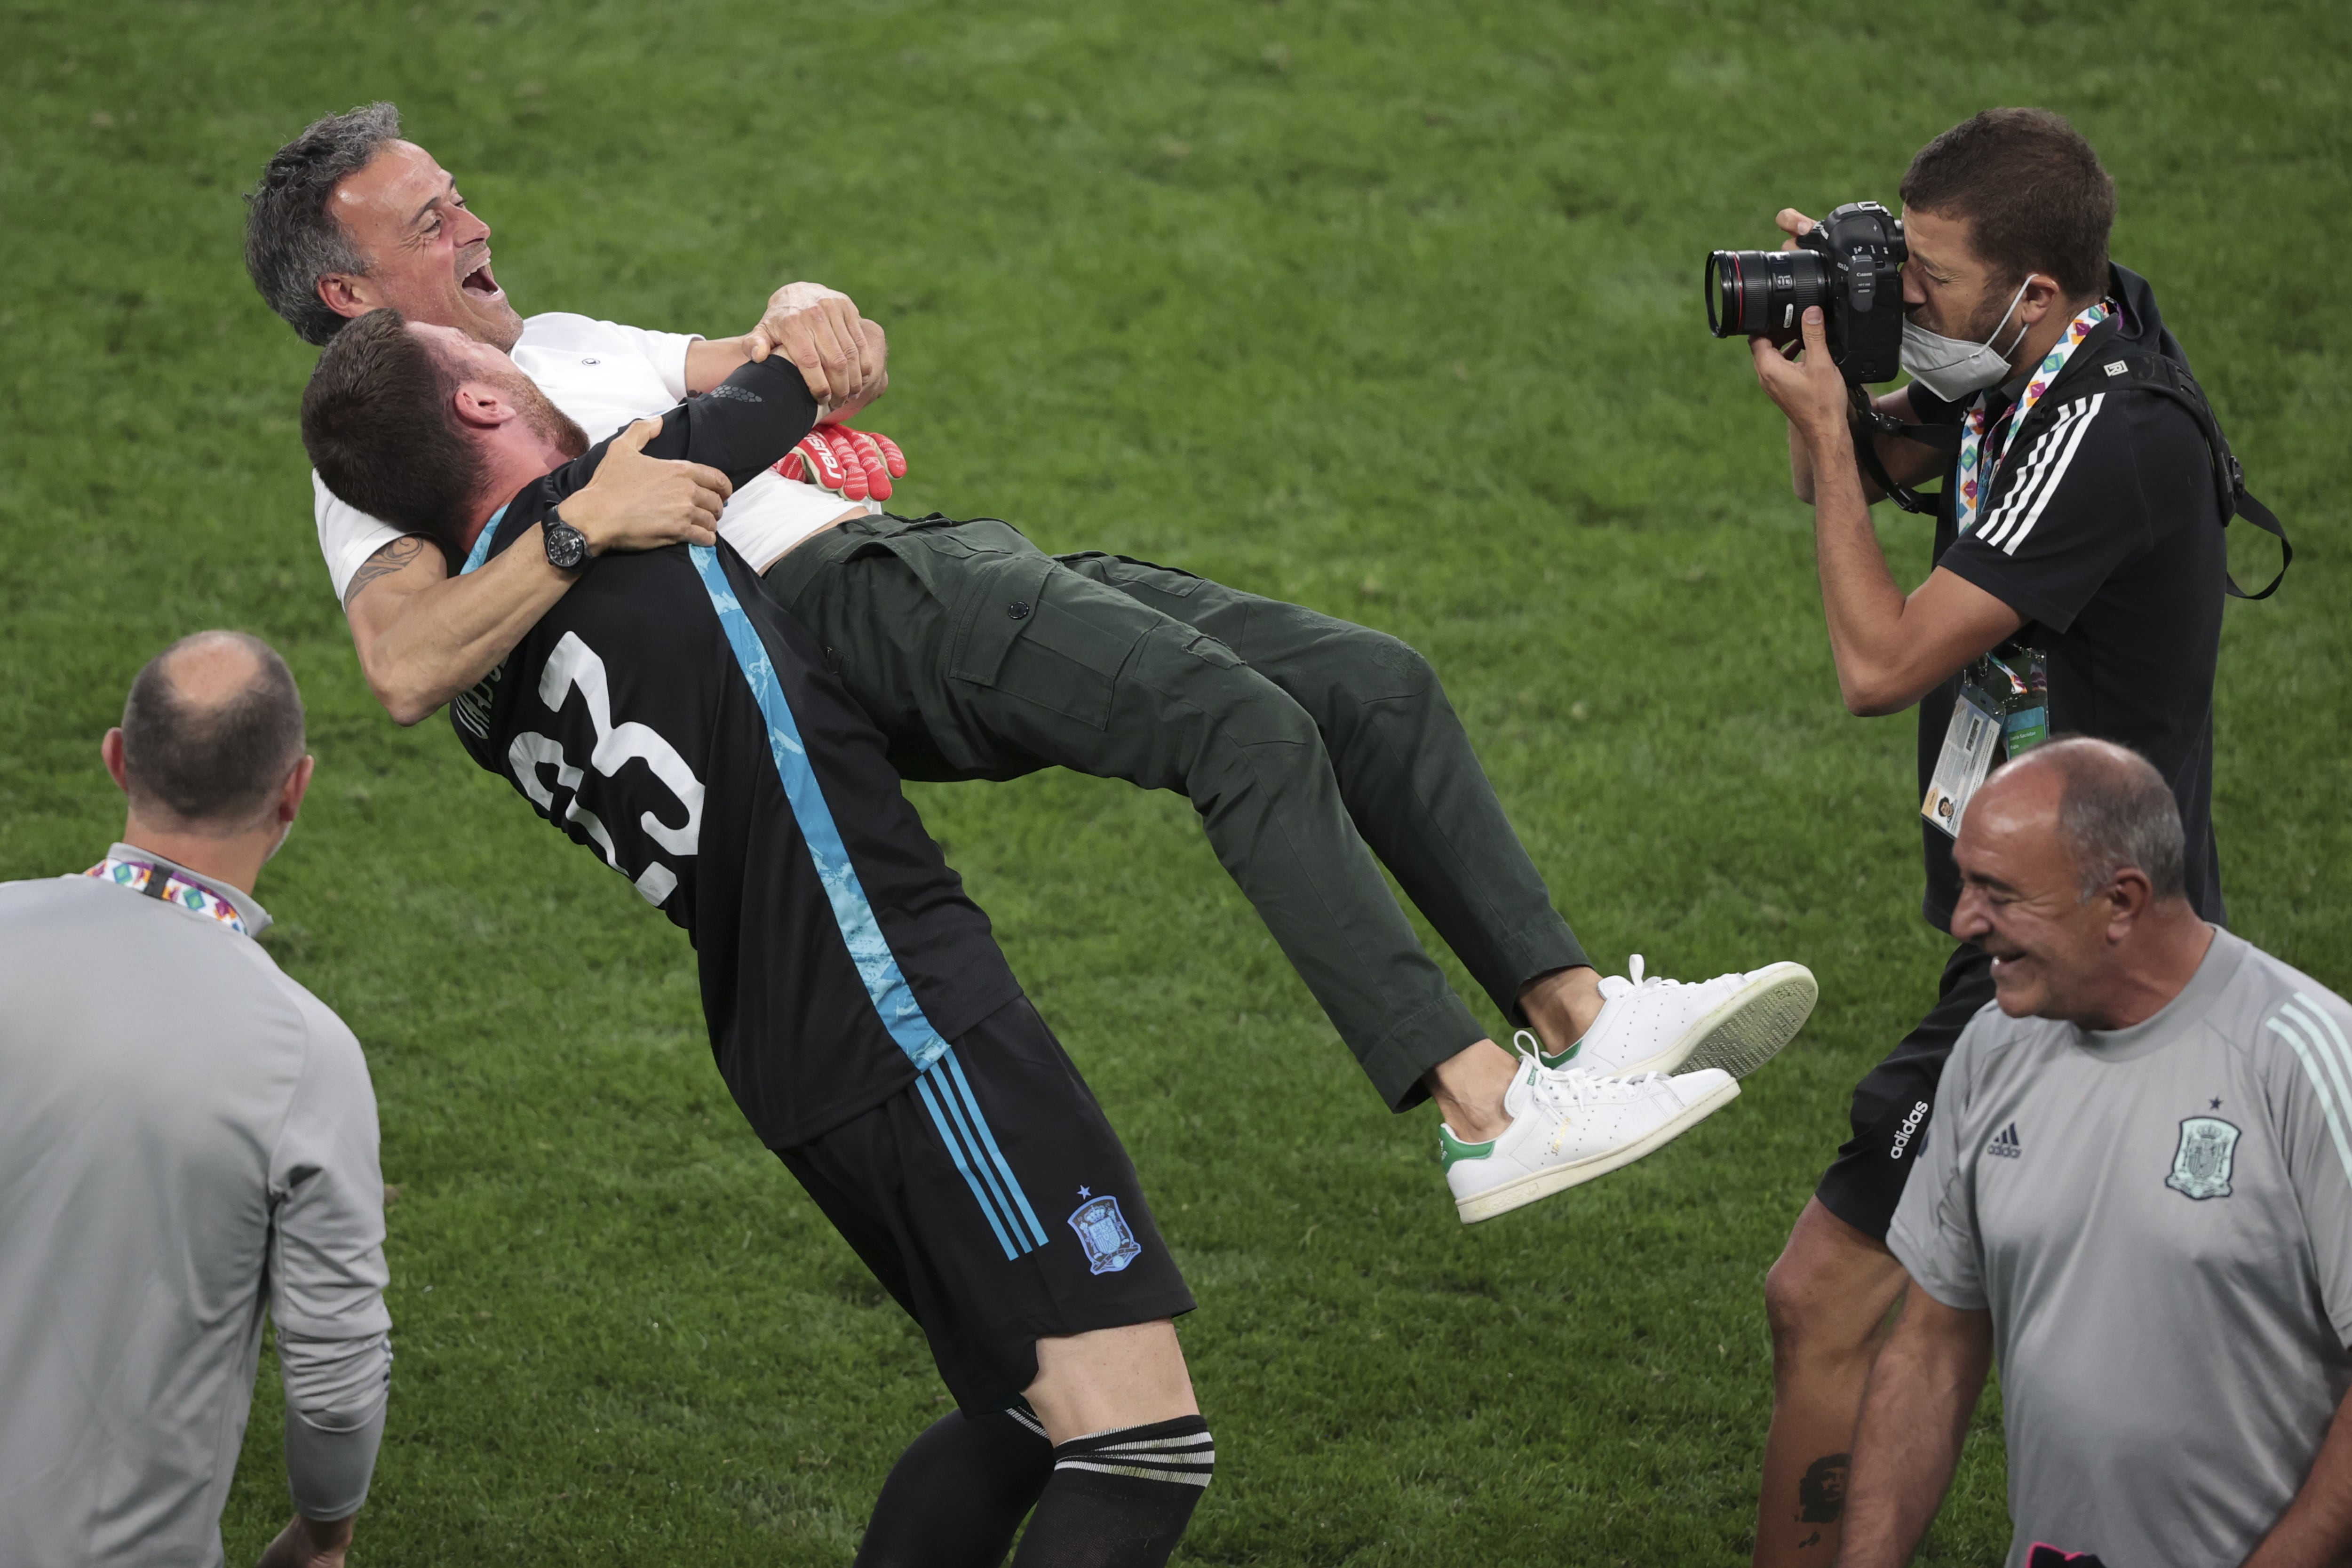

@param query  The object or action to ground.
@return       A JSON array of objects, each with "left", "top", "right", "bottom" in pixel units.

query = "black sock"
[
  {"left": 1009, "top": 1415, "right": 1215, "bottom": 1568},
  {"left": 853, "top": 1403, "right": 1056, "bottom": 1568}
]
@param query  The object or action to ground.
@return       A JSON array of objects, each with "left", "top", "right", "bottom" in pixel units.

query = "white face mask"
[{"left": 1899, "top": 278, "right": 2033, "bottom": 402}]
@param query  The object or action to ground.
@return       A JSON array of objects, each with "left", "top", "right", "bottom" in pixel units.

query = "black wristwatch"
[{"left": 542, "top": 508, "right": 590, "bottom": 571}]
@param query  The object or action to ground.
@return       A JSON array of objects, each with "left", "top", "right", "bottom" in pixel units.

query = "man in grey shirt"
[
  {"left": 0, "top": 632, "right": 391, "bottom": 1568},
  {"left": 1843, "top": 738, "right": 2352, "bottom": 1567}
]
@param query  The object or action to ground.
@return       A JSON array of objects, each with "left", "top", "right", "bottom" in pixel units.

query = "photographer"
[{"left": 1740, "top": 109, "right": 2273, "bottom": 1568}]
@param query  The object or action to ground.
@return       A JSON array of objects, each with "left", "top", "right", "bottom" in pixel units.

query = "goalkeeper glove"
[{"left": 775, "top": 425, "right": 908, "bottom": 503}]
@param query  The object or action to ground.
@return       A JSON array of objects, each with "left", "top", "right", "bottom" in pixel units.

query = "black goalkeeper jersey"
[{"left": 448, "top": 354, "right": 1021, "bottom": 1145}]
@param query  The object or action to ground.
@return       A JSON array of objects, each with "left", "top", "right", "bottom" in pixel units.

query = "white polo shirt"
[{"left": 313, "top": 311, "right": 869, "bottom": 599}]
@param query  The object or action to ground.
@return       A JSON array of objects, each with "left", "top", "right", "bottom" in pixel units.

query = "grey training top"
[
  {"left": 0, "top": 849, "right": 391, "bottom": 1568},
  {"left": 1889, "top": 928, "right": 2352, "bottom": 1568}
]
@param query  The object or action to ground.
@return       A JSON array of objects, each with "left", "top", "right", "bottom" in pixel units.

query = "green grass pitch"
[{"left": 3, "top": 0, "right": 2347, "bottom": 1560}]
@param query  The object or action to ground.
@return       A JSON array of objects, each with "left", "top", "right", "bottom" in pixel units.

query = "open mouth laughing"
[{"left": 459, "top": 248, "right": 504, "bottom": 302}]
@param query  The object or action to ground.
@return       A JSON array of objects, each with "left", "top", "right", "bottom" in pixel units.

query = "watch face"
[{"left": 545, "top": 519, "right": 588, "bottom": 570}]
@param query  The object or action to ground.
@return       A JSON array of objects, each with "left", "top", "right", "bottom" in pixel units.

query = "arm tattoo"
[{"left": 343, "top": 536, "right": 432, "bottom": 605}]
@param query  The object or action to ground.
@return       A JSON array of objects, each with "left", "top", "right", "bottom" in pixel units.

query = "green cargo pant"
[{"left": 763, "top": 513, "right": 1587, "bottom": 1111}]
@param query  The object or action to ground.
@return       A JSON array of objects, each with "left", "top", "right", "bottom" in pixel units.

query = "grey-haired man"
[
  {"left": 1842, "top": 738, "right": 2352, "bottom": 1568},
  {"left": 0, "top": 632, "right": 389, "bottom": 1568}
]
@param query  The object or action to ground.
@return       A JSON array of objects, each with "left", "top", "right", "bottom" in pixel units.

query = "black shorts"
[
  {"left": 777, "top": 995, "right": 1195, "bottom": 1413},
  {"left": 1814, "top": 942, "right": 1996, "bottom": 1241}
]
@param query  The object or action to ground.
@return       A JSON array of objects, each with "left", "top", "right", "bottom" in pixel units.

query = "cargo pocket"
[
  {"left": 956, "top": 566, "right": 1156, "bottom": 733},
  {"left": 948, "top": 552, "right": 1059, "bottom": 688}
]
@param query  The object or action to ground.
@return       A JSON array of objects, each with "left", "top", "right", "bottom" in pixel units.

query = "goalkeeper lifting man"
[
  {"left": 254, "top": 99, "right": 1819, "bottom": 1568},
  {"left": 250, "top": 102, "right": 1820, "bottom": 1226}
]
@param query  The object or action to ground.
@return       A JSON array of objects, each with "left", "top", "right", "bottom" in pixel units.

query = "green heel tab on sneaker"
[
  {"left": 1539, "top": 1043, "right": 1581, "bottom": 1071},
  {"left": 1438, "top": 1124, "right": 1497, "bottom": 1170}
]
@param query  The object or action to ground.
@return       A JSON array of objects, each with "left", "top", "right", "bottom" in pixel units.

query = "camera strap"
[
  {"left": 2095, "top": 352, "right": 2294, "bottom": 600},
  {"left": 1856, "top": 327, "right": 2291, "bottom": 600},
  {"left": 1852, "top": 411, "right": 1957, "bottom": 515}
]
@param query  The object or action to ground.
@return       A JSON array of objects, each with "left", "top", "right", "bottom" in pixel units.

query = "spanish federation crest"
[
  {"left": 2166, "top": 1117, "right": 2240, "bottom": 1201},
  {"left": 1067, "top": 1194, "right": 1144, "bottom": 1275}
]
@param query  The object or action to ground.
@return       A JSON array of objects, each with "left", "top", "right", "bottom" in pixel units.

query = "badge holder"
[{"left": 1921, "top": 647, "right": 2047, "bottom": 838}]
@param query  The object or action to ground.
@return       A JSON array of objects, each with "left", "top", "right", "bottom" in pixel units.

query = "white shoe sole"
[
  {"left": 1616, "top": 963, "right": 1819, "bottom": 1080},
  {"left": 1453, "top": 1076, "right": 1741, "bottom": 1224}
]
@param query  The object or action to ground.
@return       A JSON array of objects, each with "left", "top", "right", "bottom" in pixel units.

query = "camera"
[{"left": 1707, "top": 201, "right": 1907, "bottom": 383}]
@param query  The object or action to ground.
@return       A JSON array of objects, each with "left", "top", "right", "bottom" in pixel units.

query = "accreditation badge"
[
  {"left": 1920, "top": 645, "right": 2050, "bottom": 840},
  {"left": 1922, "top": 691, "right": 2002, "bottom": 838}
]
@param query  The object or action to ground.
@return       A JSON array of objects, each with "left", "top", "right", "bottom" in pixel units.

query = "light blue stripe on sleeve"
[
  {"left": 691, "top": 542, "right": 1046, "bottom": 1259},
  {"left": 686, "top": 544, "right": 949, "bottom": 1075}
]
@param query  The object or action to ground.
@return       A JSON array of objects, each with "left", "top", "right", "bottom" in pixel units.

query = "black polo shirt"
[
  {"left": 1907, "top": 264, "right": 2228, "bottom": 931},
  {"left": 449, "top": 354, "right": 1022, "bottom": 1145}
]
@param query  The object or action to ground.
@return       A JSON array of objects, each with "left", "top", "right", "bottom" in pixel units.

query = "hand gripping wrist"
[
  {"left": 547, "top": 489, "right": 623, "bottom": 556},
  {"left": 543, "top": 506, "right": 595, "bottom": 569}
]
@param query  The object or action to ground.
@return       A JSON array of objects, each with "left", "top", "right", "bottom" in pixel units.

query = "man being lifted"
[{"left": 251, "top": 103, "right": 1820, "bottom": 1220}]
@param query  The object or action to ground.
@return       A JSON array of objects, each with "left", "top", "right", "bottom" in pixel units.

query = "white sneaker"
[
  {"left": 1545, "top": 956, "right": 1818, "bottom": 1080},
  {"left": 1441, "top": 1052, "right": 1740, "bottom": 1224}
]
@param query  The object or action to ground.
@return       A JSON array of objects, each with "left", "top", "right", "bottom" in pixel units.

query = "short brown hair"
[
  {"left": 1900, "top": 108, "right": 2117, "bottom": 300},
  {"left": 123, "top": 632, "right": 306, "bottom": 831},
  {"left": 301, "top": 307, "right": 482, "bottom": 565}
]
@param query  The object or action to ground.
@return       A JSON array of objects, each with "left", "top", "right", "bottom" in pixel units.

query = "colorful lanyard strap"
[
  {"left": 1954, "top": 299, "right": 2113, "bottom": 537},
  {"left": 81, "top": 857, "right": 249, "bottom": 935}
]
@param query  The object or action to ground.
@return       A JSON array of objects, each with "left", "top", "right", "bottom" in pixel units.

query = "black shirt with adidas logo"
[{"left": 1907, "top": 264, "right": 2230, "bottom": 932}]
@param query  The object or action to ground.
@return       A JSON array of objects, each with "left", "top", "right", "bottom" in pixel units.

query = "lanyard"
[
  {"left": 81, "top": 857, "right": 249, "bottom": 936},
  {"left": 1954, "top": 299, "right": 2112, "bottom": 537}
]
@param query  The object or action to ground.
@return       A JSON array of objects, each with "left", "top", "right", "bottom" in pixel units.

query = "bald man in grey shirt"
[
  {"left": 0, "top": 633, "right": 389, "bottom": 1568},
  {"left": 1843, "top": 738, "right": 2352, "bottom": 1568}
]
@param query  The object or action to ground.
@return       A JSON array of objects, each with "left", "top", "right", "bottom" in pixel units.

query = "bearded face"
[{"left": 491, "top": 362, "right": 589, "bottom": 459}]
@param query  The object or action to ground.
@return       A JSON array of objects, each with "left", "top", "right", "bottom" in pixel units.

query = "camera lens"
[{"left": 1706, "top": 248, "right": 1835, "bottom": 338}]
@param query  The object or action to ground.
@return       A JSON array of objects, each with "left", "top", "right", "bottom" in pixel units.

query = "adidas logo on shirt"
[{"left": 1986, "top": 1122, "right": 2024, "bottom": 1160}]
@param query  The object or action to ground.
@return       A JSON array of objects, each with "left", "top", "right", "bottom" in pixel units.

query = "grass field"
[{"left": 3, "top": 0, "right": 2348, "bottom": 1560}]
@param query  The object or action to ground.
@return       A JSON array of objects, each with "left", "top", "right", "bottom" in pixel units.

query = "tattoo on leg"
[
  {"left": 345, "top": 535, "right": 431, "bottom": 603},
  {"left": 1796, "top": 1452, "right": 1850, "bottom": 1524}
]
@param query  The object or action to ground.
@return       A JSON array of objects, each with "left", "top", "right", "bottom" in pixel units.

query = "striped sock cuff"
[{"left": 1051, "top": 1414, "right": 1215, "bottom": 1489}]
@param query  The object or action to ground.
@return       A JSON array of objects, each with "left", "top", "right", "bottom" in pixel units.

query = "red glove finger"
[
  {"left": 869, "top": 431, "right": 908, "bottom": 478},
  {"left": 799, "top": 431, "right": 851, "bottom": 493},
  {"left": 818, "top": 430, "right": 875, "bottom": 503},
  {"left": 820, "top": 426, "right": 871, "bottom": 502},
  {"left": 840, "top": 429, "right": 894, "bottom": 501},
  {"left": 775, "top": 451, "right": 805, "bottom": 482}
]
